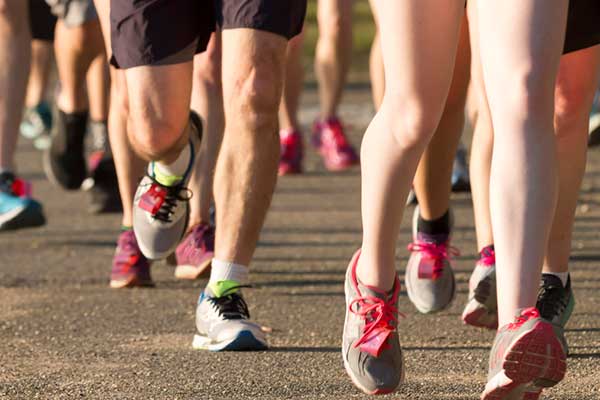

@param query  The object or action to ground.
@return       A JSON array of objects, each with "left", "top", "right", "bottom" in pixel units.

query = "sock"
[
  {"left": 208, "top": 259, "right": 249, "bottom": 297},
  {"left": 151, "top": 143, "right": 191, "bottom": 187},
  {"left": 544, "top": 271, "right": 569, "bottom": 287},
  {"left": 121, "top": 225, "right": 132, "bottom": 232},
  {"left": 417, "top": 210, "right": 451, "bottom": 239}
]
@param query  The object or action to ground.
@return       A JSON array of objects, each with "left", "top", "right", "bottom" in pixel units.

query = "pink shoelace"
[
  {"left": 479, "top": 246, "right": 495, "bottom": 267},
  {"left": 507, "top": 307, "right": 540, "bottom": 330},
  {"left": 407, "top": 241, "right": 460, "bottom": 279}
]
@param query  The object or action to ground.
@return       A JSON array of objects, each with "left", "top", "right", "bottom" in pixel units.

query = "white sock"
[
  {"left": 544, "top": 271, "right": 569, "bottom": 287},
  {"left": 151, "top": 144, "right": 191, "bottom": 186},
  {"left": 209, "top": 259, "right": 249, "bottom": 285}
]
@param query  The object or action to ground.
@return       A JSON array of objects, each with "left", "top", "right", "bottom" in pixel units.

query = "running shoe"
[
  {"left": 192, "top": 282, "right": 267, "bottom": 351},
  {"left": 21, "top": 102, "right": 53, "bottom": 150},
  {"left": 405, "top": 207, "right": 458, "bottom": 313},
  {"left": 110, "top": 229, "right": 153, "bottom": 288},
  {"left": 133, "top": 112, "right": 202, "bottom": 260},
  {"left": 278, "top": 128, "right": 304, "bottom": 176},
  {"left": 312, "top": 117, "right": 359, "bottom": 171},
  {"left": 0, "top": 172, "right": 45, "bottom": 231},
  {"left": 342, "top": 250, "right": 404, "bottom": 395},
  {"left": 174, "top": 223, "right": 214, "bottom": 280},
  {"left": 43, "top": 109, "right": 88, "bottom": 190},
  {"left": 462, "top": 245, "right": 498, "bottom": 329},
  {"left": 588, "top": 88, "right": 600, "bottom": 147},
  {"left": 536, "top": 273, "right": 574, "bottom": 353},
  {"left": 481, "top": 307, "right": 566, "bottom": 400},
  {"left": 451, "top": 143, "right": 470, "bottom": 192}
]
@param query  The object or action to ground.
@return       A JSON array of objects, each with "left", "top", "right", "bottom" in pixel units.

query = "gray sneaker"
[
  {"left": 192, "top": 283, "right": 267, "bottom": 351},
  {"left": 482, "top": 307, "right": 566, "bottom": 400},
  {"left": 536, "top": 273, "right": 574, "bottom": 354},
  {"left": 342, "top": 250, "right": 404, "bottom": 395},
  {"left": 462, "top": 245, "right": 498, "bottom": 329},
  {"left": 405, "top": 207, "right": 457, "bottom": 313},
  {"left": 132, "top": 113, "right": 202, "bottom": 260}
]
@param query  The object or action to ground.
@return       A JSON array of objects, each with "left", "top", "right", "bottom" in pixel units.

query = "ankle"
[{"left": 355, "top": 254, "right": 395, "bottom": 292}]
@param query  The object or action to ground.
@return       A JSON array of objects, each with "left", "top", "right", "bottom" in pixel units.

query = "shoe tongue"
[
  {"left": 416, "top": 232, "right": 448, "bottom": 245},
  {"left": 540, "top": 273, "right": 563, "bottom": 288},
  {"left": 357, "top": 280, "right": 395, "bottom": 302},
  {"left": 207, "top": 280, "right": 241, "bottom": 298}
]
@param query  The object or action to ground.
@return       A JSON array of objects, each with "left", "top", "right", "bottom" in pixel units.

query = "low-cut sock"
[
  {"left": 208, "top": 259, "right": 249, "bottom": 297},
  {"left": 417, "top": 209, "right": 451, "bottom": 243},
  {"left": 543, "top": 271, "right": 569, "bottom": 288}
]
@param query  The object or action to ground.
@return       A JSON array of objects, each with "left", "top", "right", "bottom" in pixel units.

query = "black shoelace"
[
  {"left": 144, "top": 175, "right": 191, "bottom": 223},
  {"left": 537, "top": 281, "right": 567, "bottom": 320},
  {"left": 209, "top": 285, "right": 252, "bottom": 320}
]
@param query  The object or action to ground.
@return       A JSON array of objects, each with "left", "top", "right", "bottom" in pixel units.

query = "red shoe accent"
[
  {"left": 278, "top": 128, "right": 304, "bottom": 176},
  {"left": 407, "top": 241, "right": 459, "bottom": 280},
  {"left": 139, "top": 184, "right": 167, "bottom": 215},
  {"left": 312, "top": 117, "right": 359, "bottom": 171},
  {"left": 11, "top": 178, "right": 32, "bottom": 198}
]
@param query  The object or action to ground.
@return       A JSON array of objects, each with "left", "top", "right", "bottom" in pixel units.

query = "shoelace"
[
  {"left": 407, "top": 241, "right": 460, "bottom": 279},
  {"left": 349, "top": 294, "right": 404, "bottom": 356},
  {"left": 508, "top": 307, "right": 540, "bottom": 330},
  {"left": 209, "top": 285, "right": 252, "bottom": 320},
  {"left": 319, "top": 120, "right": 350, "bottom": 149},
  {"left": 537, "top": 281, "right": 567, "bottom": 320},
  {"left": 139, "top": 175, "right": 192, "bottom": 223}
]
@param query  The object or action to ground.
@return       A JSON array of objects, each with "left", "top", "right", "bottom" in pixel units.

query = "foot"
[
  {"left": 21, "top": 102, "right": 52, "bottom": 144},
  {"left": 43, "top": 109, "right": 88, "bottom": 190},
  {"left": 405, "top": 207, "right": 458, "bottom": 313},
  {"left": 451, "top": 144, "right": 470, "bottom": 192},
  {"left": 311, "top": 117, "right": 359, "bottom": 171},
  {"left": 133, "top": 112, "right": 202, "bottom": 260},
  {"left": 174, "top": 223, "right": 214, "bottom": 280},
  {"left": 87, "top": 152, "right": 122, "bottom": 214},
  {"left": 482, "top": 307, "right": 566, "bottom": 400},
  {"left": 192, "top": 282, "right": 267, "bottom": 351},
  {"left": 342, "top": 250, "right": 404, "bottom": 395},
  {"left": 278, "top": 128, "right": 304, "bottom": 176},
  {"left": 0, "top": 172, "right": 46, "bottom": 231},
  {"left": 536, "top": 273, "right": 574, "bottom": 353},
  {"left": 462, "top": 245, "right": 498, "bottom": 329},
  {"left": 110, "top": 229, "right": 153, "bottom": 288}
]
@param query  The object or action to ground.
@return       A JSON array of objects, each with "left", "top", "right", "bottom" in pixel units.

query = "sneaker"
[
  {"left": 278, "top": 128, "right": 303, "bottom": 176},
  {"left": 110, "top": 230, "right": 153, "bottom": 288},
  {"left": 43, "top": 109, "right": 88, "bottom": 190},
  {"left": 192, "top": 282, "right": 267, "bottom": 351},
  {"left": 451, "top": 143, "right": 470, "bottom": 192},
  {"left": 342, "top": 250, "right": 404, "bottom": 395},
  {"left": 87, "top": 152, "right": 122, "bottom": 214},
  {"left": 133, "top": 112, "right": 202, "bottom": 260},
  {"left": 462, "top": 245, "right": 498, "bottom": 329},
  {"left": 482, "top": 307, "right": 566, "bottom": 400},
  {"left": 0, "top": 172, "right": 46, "bottom": 231},
  {"left": 536, "top": 273, "right": 574, "bottom": 353},
  {"left": 20, "top": 102, "right": 52, "bottom": 143},
  {"left": 311, "top": 117, "right": 359, "bottom": 171},
  {"left": 405, "top": 207, "right": 458, "bottom": 313},
  {"left": 174, "top": 223, "right": 214, "bottom": 280},
  {"left": 588, "top": 89, "right": 600, "bottom": 147}
]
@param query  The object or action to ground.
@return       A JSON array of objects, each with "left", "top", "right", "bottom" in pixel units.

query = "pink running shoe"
[
  {"left": 110, "top": 230, "right": 153, "bottom": 288},
  {"left": 278, "top": 128, "right": 304, "bottom": 176},
  {"left": 174, "top": 223, "right": 214, "bottom": 280},
  {"left": 312, "top": 117, "right": 359, "bottom": 171},
  {"left": 463, "top": 245, "right": 498, "bottom": 329}
]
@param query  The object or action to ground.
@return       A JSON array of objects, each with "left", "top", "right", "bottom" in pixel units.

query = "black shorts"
[
  {"left": 564, "top": 0, "right": 600, "bottom": 54},
  {"left": 110, "top": 0, "right": 307, "bottom": 69},
  {"left": 29, "top": 0, "right": 58, "bottom": 41}
]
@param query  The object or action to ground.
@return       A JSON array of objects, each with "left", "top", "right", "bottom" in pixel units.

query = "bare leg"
[
  {"left": 368, "top": 0, "right": 384, "bottom": 110},
  {"left": 214, "top": 29, "right": 287, "bottom": 265},
  {"left": 544, "top": 45, "right": 600, "bottom": 273},
  {"left": 0, "top": 0, "right": 30, "bottom": 171},
  {"left": 86, "top": 52, "right": 109, "bottom": 122},
  {"left": 25, "top": 40, "right": 53, "bottom": 108},
  {"left": 279, "top": 31, "right": 304, "bottom": 132},
  {"left": 188, "top": 33, "right": 224, "bottom": 227},
  {"left": 413, "top": 18, "right": 470, "bottom": 221},
  {"left": 477, "top": 0, "right": 568, "bottom": 326},
  {"left": 315, "top": 0, "right": 352, "bottom": 119},
  {"left": 357, "top": 0, "right": 464, "bottom": 290}
]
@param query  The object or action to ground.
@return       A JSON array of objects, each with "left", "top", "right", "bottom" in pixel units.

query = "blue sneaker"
[{"left": 0, "top": 172, "right": 45, "bottom": 231}]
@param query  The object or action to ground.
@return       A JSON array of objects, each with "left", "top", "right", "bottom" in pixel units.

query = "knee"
[
  {"left": 0, "top": 0, "right": 28, "bottom": 33},
  {"left": 554, "top": 82, "right": 592, "bottom": 140},
  {"left": 128, "top": 109, "right": 186, "bottom": 160},
  {"left": 381, "top": 95, "right": 440, "bottom": 151}
]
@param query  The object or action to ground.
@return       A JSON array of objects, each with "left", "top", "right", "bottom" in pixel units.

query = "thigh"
[
  {"left": 217, "top": 0, "right": 307, "bottom": 40},
  {"left": 374, "top": 0, "right": 464, "bottom": 118},
  {"left": 476, "top": 0, "right": 568, "bottom": 118}
]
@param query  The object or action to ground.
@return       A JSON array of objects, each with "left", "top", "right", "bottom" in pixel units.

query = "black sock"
[{"left": 417, "top": 210, "right": 451, "bottom": 236}]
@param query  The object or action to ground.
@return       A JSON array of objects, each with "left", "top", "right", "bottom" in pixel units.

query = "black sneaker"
[
  {"left": 88, "top": 153, "right": 122, "bottom": 214},
  {"left": 43, "top": 109, "right": 88, "bottom": 190},
  {"left": 536, "top": 273, "right": 574, "bottom": 353}
]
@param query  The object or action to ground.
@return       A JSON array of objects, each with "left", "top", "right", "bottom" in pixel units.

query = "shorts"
[
  {"left": 563, "top": 0, "right": 600, "bottom": 54},
  {"left": 45, "top": 0, "right": 98, "bottom": 28},
  {"left": 29, "top": 0, "right": 57, "bottom": 41},
  {"left": 110, "top": 0, "right": 307, "bottom": 69}
]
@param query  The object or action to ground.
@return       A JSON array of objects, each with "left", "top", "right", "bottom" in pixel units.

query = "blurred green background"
[{"left": 303, "top": 0, "right": 376, "bottom": 83}]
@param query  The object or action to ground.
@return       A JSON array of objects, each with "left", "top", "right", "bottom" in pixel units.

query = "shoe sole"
[
  {"left": 174, "top": 259, "right": 212, "bottom": 280},
  {"left": 192, "top": 330, "right": 268, "bottom": 352},
  {"left": 482, "top": 321, "right": 566, "bottom": 400},
  {"left": 109, "top": 276, "right": 155, "bottom": 289},
  {"left": 0, "top": 206, "right": 46, "bottom": 232},
  {"left": 462, "top": 300, "right": 498, "bottom": 330}
]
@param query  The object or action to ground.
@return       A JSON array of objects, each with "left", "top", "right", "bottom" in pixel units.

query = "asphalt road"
[{"left": 1, "top": 90, "right": 600, "bottom": 399}]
